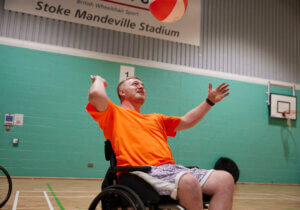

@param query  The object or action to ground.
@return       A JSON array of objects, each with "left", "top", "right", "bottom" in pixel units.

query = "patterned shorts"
[{"left": 131, "top": 164, "right": 213, "bottom": 199}]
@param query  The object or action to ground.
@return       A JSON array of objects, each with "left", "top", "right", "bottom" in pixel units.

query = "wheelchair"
[
  {"left": 89, "top": 140, "right": 212, "bottom": 210},
  {"left": 0, "top": 165, "right": 13, "bottom": 208}
]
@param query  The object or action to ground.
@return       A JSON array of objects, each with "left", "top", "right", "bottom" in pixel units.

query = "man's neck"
[{"left": 121, "top": 100, "right": 142, "bottom": 112}]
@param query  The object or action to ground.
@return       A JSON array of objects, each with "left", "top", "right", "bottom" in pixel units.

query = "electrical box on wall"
[
  {"left": 4, "top": 114, "right": 14, "bottom": 125},
  {"left": 4, "top": 113, "right": 24, "bottom": 125},
  {"left": 4, "top": 113, "right": 24, "bottom": 132},
  {"left": 12, "top": 138, "right": 19, "bottom": 146},
  {"left": 14, "top": 114, "right": 24, "bottom": 125}
]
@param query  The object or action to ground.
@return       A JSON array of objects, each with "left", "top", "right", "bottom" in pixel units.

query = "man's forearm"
[
  {"left": 88, "top": 76, "right": 109, "bottom": 112},
  {"left": 175, "top": 100, "right": 212, "bottom": 131},
  {"left": 175, "top": 82, "right": 229, "bottom": 131}
]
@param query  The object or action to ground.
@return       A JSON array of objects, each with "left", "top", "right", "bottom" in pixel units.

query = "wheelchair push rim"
[
  {"left": 0, "top": 165, "right": 13, "bottom": 208},
  {"left": 89, "top": 185, "right": 145, "bottom": 210}
]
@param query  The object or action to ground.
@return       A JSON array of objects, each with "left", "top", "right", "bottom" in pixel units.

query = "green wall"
[{"left": 0, "top": 45, "right": 299, "bottom": 184}]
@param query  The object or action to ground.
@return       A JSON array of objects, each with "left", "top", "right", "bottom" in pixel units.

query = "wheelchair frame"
[{"left": 89, "top": 140, "right": 210, "bottom": 210}]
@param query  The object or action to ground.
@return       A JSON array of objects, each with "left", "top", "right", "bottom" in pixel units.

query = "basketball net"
[{"left": 282, "top": 110, "right": 299, "bottom": 128}]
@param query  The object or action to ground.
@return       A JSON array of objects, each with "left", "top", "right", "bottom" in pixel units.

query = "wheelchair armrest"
[{"left": 112, "top": 166, "right": 151, "bottom": 173}]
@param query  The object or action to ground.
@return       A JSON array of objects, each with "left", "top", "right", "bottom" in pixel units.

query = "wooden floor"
[{"left": 2, "top": 178, "right": 300, "bottom": 210}]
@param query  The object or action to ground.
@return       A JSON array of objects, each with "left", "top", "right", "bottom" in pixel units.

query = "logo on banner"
[
  {"left": 101, "top": 0, "right": 188, "bottom": 23},
  {"left": 149, "top": 0, "right": 188, "bottom": 23}
]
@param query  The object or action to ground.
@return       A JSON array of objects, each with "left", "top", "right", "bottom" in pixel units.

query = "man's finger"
[
  {"left": 219, "top": 84, "right": 229, "bottom": 91},
  {"left": 223, "top": 92, "right": 230, "bottom": 97},
  {"left": 222, "top": 88, "right": 230, "bottom": 94},
  {"left": 209, "top": 83, "right": 212, "bottom": 91},
  {"left": 216, "top": 82, "right": 227, "bottom": 90}
]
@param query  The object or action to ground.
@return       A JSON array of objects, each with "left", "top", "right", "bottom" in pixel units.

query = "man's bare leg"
[
  {"left": 202, "top": 170, "right": 234, "bottom": 210},
  {"left": 177, "top": 170, "right": 234, "bottom": 210},
  {"left": 177, "top": 173, "right": 203, "bottom": 210}
]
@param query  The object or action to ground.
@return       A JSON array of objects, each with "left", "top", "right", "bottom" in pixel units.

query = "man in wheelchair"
[{"left": 87, "top": 75, "right": 234, "bottom": 210}]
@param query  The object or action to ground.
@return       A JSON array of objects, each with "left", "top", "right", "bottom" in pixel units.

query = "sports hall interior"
[{"left": 0, "top": 0, "right": 299, "bottom": 209}]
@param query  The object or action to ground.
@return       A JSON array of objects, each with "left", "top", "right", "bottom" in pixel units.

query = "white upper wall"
[{"left": 0, "top": 0, "right": 299, "bottom": 84}]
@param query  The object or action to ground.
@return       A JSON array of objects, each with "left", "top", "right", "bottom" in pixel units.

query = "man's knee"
[
  {"left": 180, "top": 174, "right": 201, "bottom": 188},
  {"left": 177, "top": 173, "right": 203, "bottom": 209},
  {"left": 178, "top": 174, "right": 202, "bottom": 198},
  {"left": 203, "top": 170, "right": 234, "bottom": 195},
  {"left": 217, "top": 170, "right": 235, "bottom": 192}
]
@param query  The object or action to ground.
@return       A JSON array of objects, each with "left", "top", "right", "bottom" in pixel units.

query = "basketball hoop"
[{"left": 282, "top": 110, "right": 299, "bottom": 128}]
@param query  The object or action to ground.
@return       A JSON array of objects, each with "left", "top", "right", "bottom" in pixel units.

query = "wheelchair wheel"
[
  {"left": 0, "top": 166, "right": 12, "bottom": 208},
  {"left": 89, "top": 185, "right": 145, "bottom": 210}
]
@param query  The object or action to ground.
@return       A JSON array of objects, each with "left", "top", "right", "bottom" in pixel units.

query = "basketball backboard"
[{"left": 270, "top": 94, "right": 297, "bottom": 120}]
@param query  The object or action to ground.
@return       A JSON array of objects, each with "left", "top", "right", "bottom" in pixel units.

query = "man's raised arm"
[
  {"left": 175, "top": 83, "right": 230, "bottom": 131},
  {"left": 88, "top": 75, "right": 109, "bottom": 112}
]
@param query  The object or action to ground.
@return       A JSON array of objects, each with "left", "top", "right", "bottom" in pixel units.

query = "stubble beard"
[{"left": 134, "top": 93, "right": 146, "bottom": 105}]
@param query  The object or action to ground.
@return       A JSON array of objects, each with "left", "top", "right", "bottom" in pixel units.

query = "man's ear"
[{"left": 119, "top": 89, "right": 125, "bottom": 98}]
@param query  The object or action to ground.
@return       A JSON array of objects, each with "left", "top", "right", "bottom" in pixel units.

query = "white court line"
[
  {"left": 236, "top": 192, "right": 281, "bottom": 196},
  {"left": 18, "top": 196, "right": 95, "bottom": 198},
  {"left": 12, "top": 191, "right": 19, "bottom": 210},
  {"left": 235, "top": 192, "right": 300, "bottom": 200},
  {"left": 18, "top": 196, "right": 48, "bottom": 198},
  {"left": 12, "top": 208, "right": 46, "bottom": 210},
  {"left": 235, "top": 196, "right": 300, "bottom": 201},
  {"left": 278, "top": 194, "right": 300, "bottom": 201},
  {"left": 43, "top": 191, "right": 54, "bottom": 210},
  {"left": 47, "top": 196, "right": 95, "bottom": 198},
  {"left": 235, "top": 194, "right": 300, "bottom": 202}
]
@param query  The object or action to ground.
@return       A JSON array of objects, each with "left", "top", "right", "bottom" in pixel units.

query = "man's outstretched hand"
[
  {"left": 90, "top": 75, "right": 108, "bottom": 87},
  {"left": 207, "top": 83, "right": 230, "bottom": 104}
]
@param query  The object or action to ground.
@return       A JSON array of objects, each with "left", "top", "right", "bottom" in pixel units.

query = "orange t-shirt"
[{"left": 86, "top": 100, "right": 181, "bottom": 167}]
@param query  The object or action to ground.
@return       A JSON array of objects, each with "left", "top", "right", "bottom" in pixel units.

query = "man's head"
[{"left": 117, "top": 76, "right": 146, "bottom": 105}]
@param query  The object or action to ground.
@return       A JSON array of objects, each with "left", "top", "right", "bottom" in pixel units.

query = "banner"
[{"left": 4, "top": 0, "right": 200, "bottom": 46}]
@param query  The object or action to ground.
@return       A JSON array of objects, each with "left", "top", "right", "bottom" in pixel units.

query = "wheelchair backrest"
[{"left": 105, "top": 140, "right": 117, "bottom": 167}]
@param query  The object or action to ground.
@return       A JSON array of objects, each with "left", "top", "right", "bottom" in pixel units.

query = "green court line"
[{"left": 47, "top": 183, "right": 65, "bottom": 210}]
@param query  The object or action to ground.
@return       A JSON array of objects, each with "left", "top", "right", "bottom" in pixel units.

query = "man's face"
[{"left": 121, "top": 78, "right": 146, "bottom": 104}]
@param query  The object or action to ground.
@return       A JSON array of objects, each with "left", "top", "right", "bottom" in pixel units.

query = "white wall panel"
[{"left": 0, "top": 0, "right": 299, "bottom": 83}]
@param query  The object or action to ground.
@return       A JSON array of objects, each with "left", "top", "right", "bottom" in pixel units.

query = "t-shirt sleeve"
[
  {"left": 160, "top": 115, "right": 182, "bottom": 137},
  {"left": 86, "top": 99, "right": 115, "bottom": 130}
]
